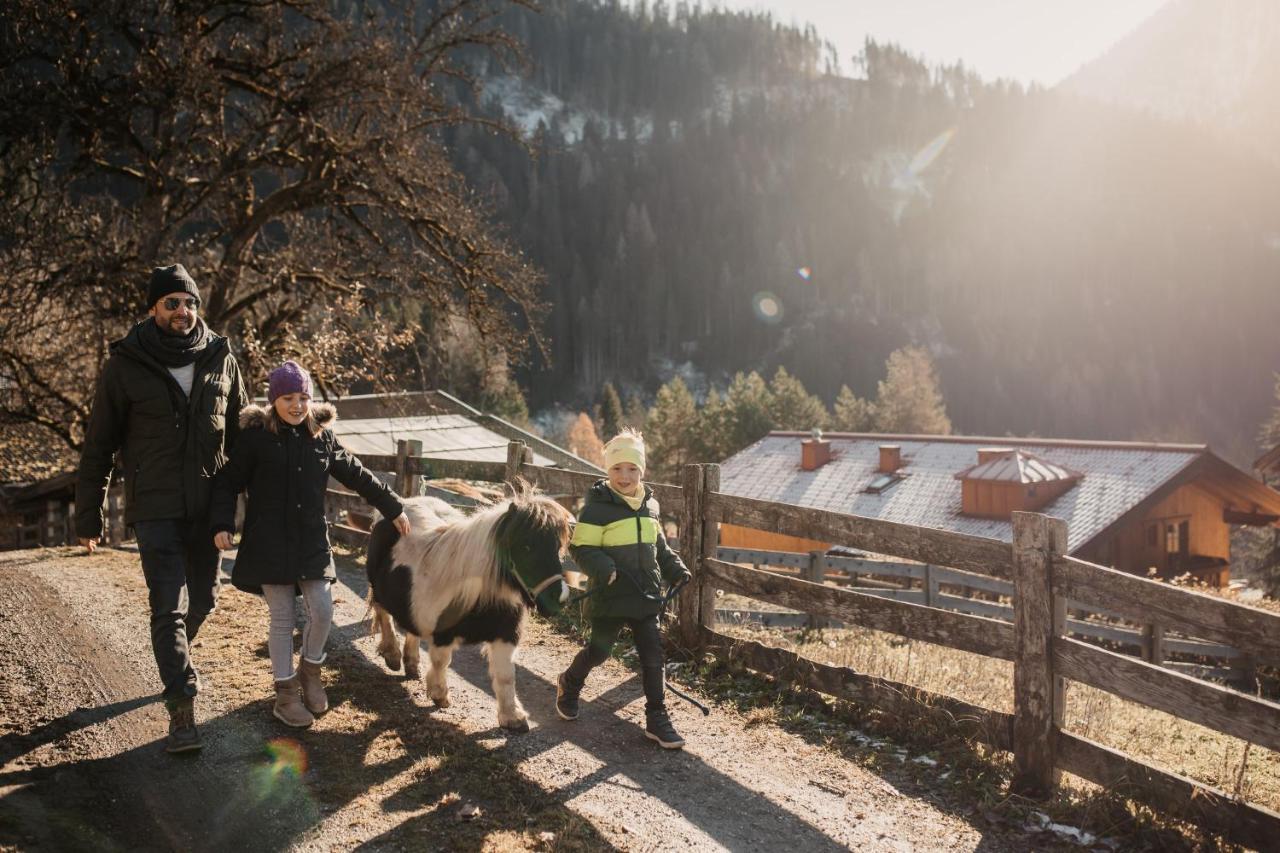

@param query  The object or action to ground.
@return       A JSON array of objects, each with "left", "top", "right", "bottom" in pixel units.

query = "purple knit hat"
[{"left": 267, "top": 361, "right": 312, "bottom": 402}]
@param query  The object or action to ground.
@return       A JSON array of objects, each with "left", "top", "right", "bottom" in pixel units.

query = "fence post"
[
  {"left": 44, "top": 500, "right": 58, "bottom": 546},
  {"left": 394, "top": 439, "right": 423, "bottom": 498},
  {"left": 1011, "top": 511, "right": 1068, "bottom": 797},
  {"left": 677, "top": 464, "right": 707, "bottom": 651},
  {"left": 107, "top": 486, "right": 126, "bottom": 543},
  {"left": 1141, "top": 623, "right": 1165, "bottom": 666},
  {"left": 806, "top": 549, "right": 826, "bottom": 627},
  {"left": 924, "top": 564, "right": 941, "bottom": 608},
  {"left": 699, "top": 465, "right": 721, "bottom": 642},
  {"left": 505, "top": 440, "right": 531, "bottom": 493}
]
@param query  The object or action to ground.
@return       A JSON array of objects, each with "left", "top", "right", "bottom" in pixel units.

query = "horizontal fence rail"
[
  {"left": 715, "top": 546, "right": 1248, "bottom": 678},
  {"left": 704, "top": 558, "right": 1017, "bottom": 661},
  {"left": 1054, "top": 554, "right": 1280, "bottom": 664},
  {"left": 706, "top": 491, "right": 1014, "bottom": 580}
]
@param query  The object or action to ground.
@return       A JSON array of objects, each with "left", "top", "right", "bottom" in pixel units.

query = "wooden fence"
[
  {"left": 328, "top": 440, "right": 1280, "bottom": 848},
  {"left": 714, "top": 546, "right": 1251, "bottom": 683},
  {"left": 12, "top": 485, "right": 129, "bottom": 548}
]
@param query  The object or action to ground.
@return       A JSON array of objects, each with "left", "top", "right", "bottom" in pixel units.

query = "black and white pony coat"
[{"left": 366, "top": 492, "right": 573, "bottom": 731}]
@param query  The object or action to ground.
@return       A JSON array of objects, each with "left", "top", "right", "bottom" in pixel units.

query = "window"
[
  {"left": 864, "top": 473, "right": 903, "bottom": 494},
  {"left": 1165, "top": 522, "right": 1188, "bottom": 554}
]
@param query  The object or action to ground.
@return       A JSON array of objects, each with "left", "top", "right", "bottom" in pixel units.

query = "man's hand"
[
  {"left": 393, "top": 514, "right": 411, "bottom": 536},
  {"left": 78, "top": 537, "right": 99, "bottom": 554},
  {"left": 608, "top": 570, "right": 617, "bottom": 585},
  {"left": 213, "top": 531, "right": 235, "bottom": 551}
]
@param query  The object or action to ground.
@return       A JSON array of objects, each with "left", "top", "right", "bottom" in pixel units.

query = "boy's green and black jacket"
[{"left": 570, "top": 480, "right": 689, "bottom": 620}]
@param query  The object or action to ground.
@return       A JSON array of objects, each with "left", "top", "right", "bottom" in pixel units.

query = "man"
[{"left": 76, "top": 264, "right": 247, "bottom": 753}]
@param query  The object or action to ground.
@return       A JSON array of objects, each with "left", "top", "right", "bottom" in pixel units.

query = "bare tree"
[{"left": 0, "top": 0, "right": 544, "bottom": 449}]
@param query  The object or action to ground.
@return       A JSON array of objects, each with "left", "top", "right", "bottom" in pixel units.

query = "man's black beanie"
[{"left": 147, "top": 264, "right": 200, "bottom": 307}]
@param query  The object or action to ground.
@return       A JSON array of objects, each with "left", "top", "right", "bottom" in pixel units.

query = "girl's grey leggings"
[{"left": 261, "top": 579, "right": 333, "bottom": 681}]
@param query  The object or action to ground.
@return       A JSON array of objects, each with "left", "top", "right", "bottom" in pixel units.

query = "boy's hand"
[
  {"left": 79, "top": 537, "right": 99, "bottom": 554},
  {"left": 608, "top": 570, "right": 617, "bottom": 585},
  {"left": 213, "top": 531, "right": 235, "bottom": 551},
  {"left": 393, "top": 514, "right": 411, "bottom": 536}
]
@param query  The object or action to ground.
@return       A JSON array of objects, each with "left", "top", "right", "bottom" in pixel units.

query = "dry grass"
[{"left": 716, "top": 616, "right": 1280, "bottom": 814}]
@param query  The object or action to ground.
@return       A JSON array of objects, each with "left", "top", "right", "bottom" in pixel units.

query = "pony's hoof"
[
  {"left": 500, "top": 716, "right": 530, "bottom": 733},
  {"left": 382, "top": 654, "right": 402, "bottom": 672},
  {"left": 429, "top": 689, "right": 450, "bottom": 708},
  {"left": 404, "top": 663, "right": 420, "bottom": 679}
]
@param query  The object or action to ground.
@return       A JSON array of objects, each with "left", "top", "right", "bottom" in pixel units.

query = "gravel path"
[{"left": 0, "top": 546, "right": 1040, "bottom": 851}]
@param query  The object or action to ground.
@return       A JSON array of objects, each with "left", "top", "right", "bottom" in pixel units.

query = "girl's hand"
[
  {"left": 213, "top": 531, "right": 235, "bottom": 551},
  {"left": 393, "top": 514, "right": 411, "bottom": 536}
]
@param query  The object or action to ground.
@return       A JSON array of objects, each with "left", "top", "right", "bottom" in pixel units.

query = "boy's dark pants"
[
  {"left": 564, "top": 615, "right": 666, "bottom": 712},
  {"left": 133, "top": 519, "right": 221, "bottom": 705}
]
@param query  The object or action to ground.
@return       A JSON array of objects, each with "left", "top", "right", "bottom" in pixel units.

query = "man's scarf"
[{"left": 137, "top": 316, "right": 212, "bottom": 367}]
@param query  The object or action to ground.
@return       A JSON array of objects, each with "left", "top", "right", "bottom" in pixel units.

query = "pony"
[{"left": 364, "top": 490, "right": 574, "bottom": 731}]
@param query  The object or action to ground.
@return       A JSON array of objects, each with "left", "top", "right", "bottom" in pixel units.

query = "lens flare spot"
[
  {"left": 752, "top": 292, "right": 784, "bottom": 324},
  {"left": 265, "top": 737, "right": 308, "bottom": 779},
  {"left": 908, "top": 127, "right": 956, "bottom": 177},
  {"left": 796, "top": 266, "right": 812, "bottom": 281}
]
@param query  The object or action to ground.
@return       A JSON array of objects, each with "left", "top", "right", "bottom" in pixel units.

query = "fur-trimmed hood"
[{"left": 238, "top": 401, "right": 337, "bottom": 431}]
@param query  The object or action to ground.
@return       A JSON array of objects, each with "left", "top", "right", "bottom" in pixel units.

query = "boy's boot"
[
  {"left": 297, "top": 658, "right": 329, "bottom": 715},
  {"left": 555, "top": 670, "right": 582, "bottom": 721},
  {"left": 645, "top": 707, "right": 685, "bottom": 749},
  {"left": 273, "top": 676, "right": 315, "bottom": 728},
  {"left": 165, "top": 697, "right": 203, "bottom": 753},
  {"left": 642, "top": 664, "right": 684, "bottom": 748}
]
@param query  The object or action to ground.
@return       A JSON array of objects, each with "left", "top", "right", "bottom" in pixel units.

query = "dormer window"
[{"left": 956, "top": 449, "right": 1082, "bottom": 518}]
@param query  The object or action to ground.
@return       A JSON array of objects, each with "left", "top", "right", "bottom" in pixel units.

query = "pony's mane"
[{"left": 392, "top": 490, "right": 573, "bottom": 627}]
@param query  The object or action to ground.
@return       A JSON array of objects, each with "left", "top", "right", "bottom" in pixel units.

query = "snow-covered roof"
[
  {"left": 331, "top": 414, "right": 557, "bottom": 466},
  {"left": 719, "top": 433, "right": 1213, "bottom": 553}
]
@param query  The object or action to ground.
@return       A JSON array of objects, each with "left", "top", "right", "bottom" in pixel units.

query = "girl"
[
  {"left": 210, "top": 361, "right": 410, "bottom": 728},
  {"left": 556, "top": 429, "right": 692, "bottom": 748}
]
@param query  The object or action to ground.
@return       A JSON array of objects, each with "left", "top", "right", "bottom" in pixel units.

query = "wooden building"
[{"left": 718, "top": 432, "right": 1280, "bottom": 587}]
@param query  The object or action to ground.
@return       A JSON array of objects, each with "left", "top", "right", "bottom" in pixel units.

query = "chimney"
[
  {"left": 801, "top": 428, "right": 831, "bottom": 471},
  {"left": 977, "top": 447, "right": 1014, "bottom": 465},
  {"left": 878, "top": 444, "right": 901, "bottom": 473}
]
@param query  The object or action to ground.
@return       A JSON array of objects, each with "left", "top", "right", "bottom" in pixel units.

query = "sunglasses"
[{"left": 161, "top": 296, "right": 200, "bottom": 311}]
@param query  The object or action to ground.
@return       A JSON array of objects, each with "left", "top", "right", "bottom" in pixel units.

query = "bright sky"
[{"left": 710, "top": 0, "right": 1170, "bottom": 86}]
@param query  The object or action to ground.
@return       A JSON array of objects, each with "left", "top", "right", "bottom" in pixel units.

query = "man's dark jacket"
[
  {"left": 208, "top": 403, "right": 403, "bottom": 593},
  {"left": 75, "top": 320, "right": 247, "bottom": 538},
  {"left": 569, "top": 480, "right": 689, "bottom": 620}
]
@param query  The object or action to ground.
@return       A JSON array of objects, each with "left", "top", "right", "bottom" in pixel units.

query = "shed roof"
[
  {"left": 330, "top": 414, "right": 558, "bottom": 466},
  {"left": 0, "top": 420, "right": 78, "bottom": 488},
  {"left": 719, "top": 432, "right": 1280, "bottom": 553}
]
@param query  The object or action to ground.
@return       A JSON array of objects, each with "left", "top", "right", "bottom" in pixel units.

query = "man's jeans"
[{"left": 133, "top": 519, "right": 221, "bottom": 704}]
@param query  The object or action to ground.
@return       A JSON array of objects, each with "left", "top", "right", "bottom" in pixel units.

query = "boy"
[{"left": 556, "top": 429, "right": 692, "bottom": 748}]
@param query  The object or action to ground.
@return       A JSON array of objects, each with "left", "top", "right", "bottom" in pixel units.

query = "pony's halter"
[{"left": 500, "top": 548, "right": 563, "bottom": 607}]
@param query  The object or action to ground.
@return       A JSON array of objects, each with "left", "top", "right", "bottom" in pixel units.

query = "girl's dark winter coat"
[{"left": 209, "top": 403, "right": 403, "bottom": 594}]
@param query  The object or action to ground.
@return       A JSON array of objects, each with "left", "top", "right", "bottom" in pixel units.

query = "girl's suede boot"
[
  {"left": 273, "top": 676, "right": 315, "bottom": 728},
  {"left": 298, "top": 658, "right": 328, "bottom": 715}
]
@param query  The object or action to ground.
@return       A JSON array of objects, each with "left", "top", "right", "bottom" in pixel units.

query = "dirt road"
[{"left": 0, "top": 546, "right": 1043, "bottom": 851}]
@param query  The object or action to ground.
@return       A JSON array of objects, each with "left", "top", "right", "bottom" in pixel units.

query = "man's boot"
[
  {"left": 297, "top": 658, "right": 328, "bottom": 715},
  {"left": 555, "top": 671, "right": 582, "bottom": 721},
  {"left": 273, "top": 676, "right": 315, "bottom": 728},
  {"left": 165, "top": 697, "right": 203, "bottom": 753},
  {"left": 645, "top": 707, "right": 685, "bottom": 750}
]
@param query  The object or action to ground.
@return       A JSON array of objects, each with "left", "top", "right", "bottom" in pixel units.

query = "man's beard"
[{"left": 161, "top": 316, "right": 194, "bottom": 335}]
